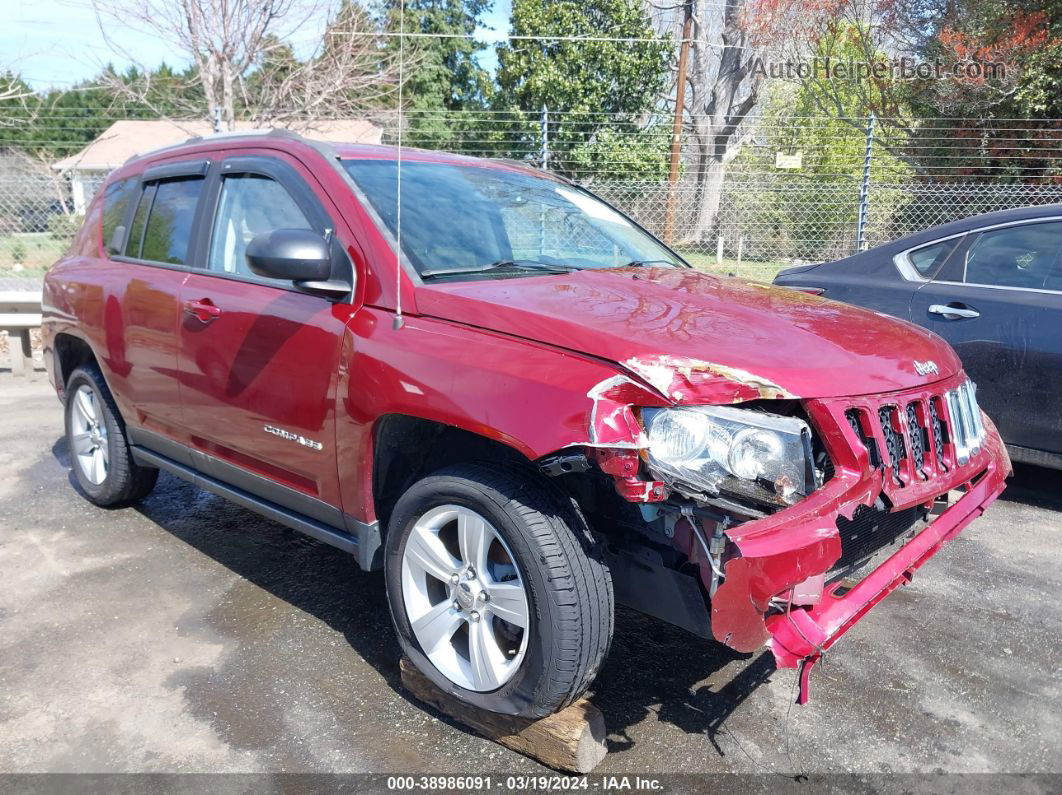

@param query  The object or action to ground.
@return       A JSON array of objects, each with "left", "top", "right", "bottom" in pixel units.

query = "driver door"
[{"left": 177, "top": 152, "right": 352, "bottom": 520}]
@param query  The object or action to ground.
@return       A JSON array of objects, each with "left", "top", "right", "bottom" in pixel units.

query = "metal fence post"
[
  {"left": 540, "top": 105, "right": 549, "bottom": 170},
  {"left": 855, "top": 113, "right": 876, "bottom": 253}
]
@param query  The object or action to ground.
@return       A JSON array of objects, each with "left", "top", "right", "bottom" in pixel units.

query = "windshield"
[{"left": 342, "top": 159, "right": 684, "bottom": 279}]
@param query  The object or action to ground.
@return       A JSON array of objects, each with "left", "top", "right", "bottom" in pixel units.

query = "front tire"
[
  {"left": 64, "top": 364, "right": 158, "bottom": 507},
  {"left": 385, "top": 463, "right": 613, "bottom": 718}
]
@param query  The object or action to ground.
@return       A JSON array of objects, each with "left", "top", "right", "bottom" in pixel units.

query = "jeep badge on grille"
[{"left": 913, "top": 360, "right": 939, "bottom": 376}]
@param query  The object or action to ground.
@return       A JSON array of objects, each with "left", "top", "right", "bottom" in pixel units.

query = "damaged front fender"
[
  {"left": 623, "top": 354, "right": 797, "bottom": 405},
  {"left": 584, "top": 354, "right": 803, "bottom": 503}
]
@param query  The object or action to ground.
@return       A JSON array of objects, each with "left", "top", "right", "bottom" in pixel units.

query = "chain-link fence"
[
  {"left": 3, "top": 111, "right": 1062, "bottom": 282},
  {"left": 0, "top": 170, "right": 80, "bottom": 279}
]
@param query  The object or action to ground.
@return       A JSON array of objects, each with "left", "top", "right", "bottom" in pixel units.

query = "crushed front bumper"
[{"left": 706, "top": 374, "right": 1010, "bottom": 700}]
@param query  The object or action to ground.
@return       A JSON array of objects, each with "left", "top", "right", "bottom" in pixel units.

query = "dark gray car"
[{"left": 774, "top": 204, "right": 1062, "bottom": 470}]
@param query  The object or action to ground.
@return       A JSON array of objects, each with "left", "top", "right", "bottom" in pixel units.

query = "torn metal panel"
[
  {"left": 585, "top": 375, "right": 655, "bottom": 448},
  {"left": 583, "top": 353, "right": 1011, "bottom": 698},
  {"left": 766, "top": 459, "right": 1006, "bottom": 669},
  {"left": 703, "top": 387, "right": 1010, "bottom": 675},
  {"left": 623, "top": 355, "right": 797, "bottom": 404},
  {"left": 582, "top": 375, "right": 672, "bottom": 502}
]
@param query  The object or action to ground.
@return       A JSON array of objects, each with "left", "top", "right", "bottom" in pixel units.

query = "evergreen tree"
[{"left": 492, "top": 0, "right": 671, "bottom": 177}]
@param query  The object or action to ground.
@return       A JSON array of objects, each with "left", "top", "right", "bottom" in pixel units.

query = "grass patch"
[
  {"left": 0, "top": 233, "right": 69, "bottom": 275},
  {"left": 677, "top": 250, "right": 790, "bottom": 283}
]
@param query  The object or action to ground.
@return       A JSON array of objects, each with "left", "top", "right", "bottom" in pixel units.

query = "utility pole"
[{"left": 664, "top": 0, "right": 693, "bottom": 245}]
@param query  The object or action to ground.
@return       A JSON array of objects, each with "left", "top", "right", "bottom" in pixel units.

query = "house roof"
[{"left": 52, "top": 119, "right": 383, "bottom": 172}]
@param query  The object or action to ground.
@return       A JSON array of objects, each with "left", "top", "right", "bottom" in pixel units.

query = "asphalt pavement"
[{"left": 1, "top": 376, "right": 1059, "bottom": 779}]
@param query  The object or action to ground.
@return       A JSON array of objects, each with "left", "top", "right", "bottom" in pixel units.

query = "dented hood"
[{"left": 414, "top": 267, "right": 962, "bottom": 401}]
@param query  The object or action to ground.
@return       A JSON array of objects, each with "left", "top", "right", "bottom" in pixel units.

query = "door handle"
[
  {"left": 928, "top": 303, "right": 980, "bottom": 320},
  {"left": 183, "top": 298, "right": 221, "bottom": 324}
]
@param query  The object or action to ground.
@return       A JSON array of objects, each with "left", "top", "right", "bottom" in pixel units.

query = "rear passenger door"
[
  {"left": 909, "top": 219, "right": 1062, "bottom": 455},
  {"left": 177, "top": 152, "right": 353, "bottom": 523},
  {"left": 110, "top": 161, "right": 209, "bottom": 450}
]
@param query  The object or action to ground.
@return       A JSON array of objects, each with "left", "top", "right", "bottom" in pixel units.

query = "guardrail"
[{"left": 0, "top": 290, "right": 43, "bottom": 375}]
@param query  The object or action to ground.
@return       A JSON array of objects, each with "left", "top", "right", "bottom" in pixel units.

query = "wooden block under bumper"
[{"left": 399, "top": 657, "right": 607, "bottom": 774}]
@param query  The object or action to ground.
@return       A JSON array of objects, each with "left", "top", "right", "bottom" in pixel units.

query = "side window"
[
  {"left": 963, "top": 221, "right": 1062, "bottom": 289},
  {"left": 123, "top": 177, "right": 204, "bottom": 264},
  {"left": 906, "top": 239, "right": 957, "bottom": 278},
  {"left": 208, "top": 174, "right": 313, "bottom": 278},
  {"left": 125, "top": 183, "right": 156, "bottom": 260},
  {"left": 140, "top": 178, "right": 205, "bottom": 264},
  {"left": 102, "top": 178, "right": 138, "bottom": 255},
  {"left": 1044, "top": 255, "right": 1062, "bottom": 292}
]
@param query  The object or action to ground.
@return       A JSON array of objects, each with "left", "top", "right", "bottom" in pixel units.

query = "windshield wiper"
[
  {"left": 421, "top": 259, "right": 574, "bottom": 279},
  {"left": 622, "top": 259, "right": 680, "bottom": 268}
]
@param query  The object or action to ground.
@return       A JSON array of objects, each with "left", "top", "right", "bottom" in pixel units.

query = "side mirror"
[
  {"left": 245, "top": 228, "right": 332, "bottom": 283},
  {"left": 108, "top": 224, "right": 126, "bottom": 255}
]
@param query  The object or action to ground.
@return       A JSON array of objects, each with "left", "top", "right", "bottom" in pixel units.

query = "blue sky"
[{"left": 1, "top": 0, "right": 512, "bottom": 90}]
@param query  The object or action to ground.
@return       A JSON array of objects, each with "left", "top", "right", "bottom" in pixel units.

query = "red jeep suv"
[{"left": 41, "top": 130, "right": 1010, "bottom": 717}]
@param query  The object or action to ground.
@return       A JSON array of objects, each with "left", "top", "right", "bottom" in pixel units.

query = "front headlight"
[{"left": 643, "top": 405, "right": 815, "bottom": 507}]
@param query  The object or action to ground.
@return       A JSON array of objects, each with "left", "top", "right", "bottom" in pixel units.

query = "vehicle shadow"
[
  {"left": 998, "top": 462, "right": 1062, "bottom": 511},
  {"left": 590, "top": 611, "right": 775, "bottom": 756},
  {"left": 51, "top": 437, "right": 782, "bottom": 759}
]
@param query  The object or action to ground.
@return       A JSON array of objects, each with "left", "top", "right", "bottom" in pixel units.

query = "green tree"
[
  {"left": 569, "top": 127, "right": 670, "bottom": 182},
  {"left": 379, "top": 0, "right": 493, "bottom": 150},
  {"left": 813, "top": 0, "right": 1062, "bottom": 181},
  {"left": 492, "top": 0, "right": 671, "bottom": 176},
  {"left": 384, "top": 0, "right": 491, "bottom": 109},
  {"left": 0, "top": 64, "right": 201, "bottom": 160},
  {"left": 730, "top": 26, "right": 912, "bottom": 260}
]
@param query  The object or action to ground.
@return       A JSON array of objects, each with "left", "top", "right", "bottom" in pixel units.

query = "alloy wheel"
[
  {"left": 400, "top": 504, "right": 530, "bottom": 692},
  {"left": 70, "top": 384, "right": 109, "bottom": 485}
]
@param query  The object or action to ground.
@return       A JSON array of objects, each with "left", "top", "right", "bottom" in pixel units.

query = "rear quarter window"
[
  {"left": 906, "top": 238, "right": 959, "bottom": 278},
  {"left": 101, "top": 178, "right": 138, "bottom": 255}
]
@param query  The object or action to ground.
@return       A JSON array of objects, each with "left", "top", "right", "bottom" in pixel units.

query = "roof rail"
[
  {"left": 183, "top": 127, "right": 305, "bottom": 144},
  {"left": 123, "top": 127, "right": 307, "bottom": 165}
]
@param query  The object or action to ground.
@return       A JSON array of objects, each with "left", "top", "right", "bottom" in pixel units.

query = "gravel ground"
[{"left": 0, "top": 377, "right": 1059, "bottom": 783}]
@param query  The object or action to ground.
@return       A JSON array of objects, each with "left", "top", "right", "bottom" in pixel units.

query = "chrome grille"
[
  {"left": 929, "top": 398, "right": 946, "bottom": 470},
  {"left": 944, "top": 380, "right": 987, "bottom": 465},
  {"left": 878, "top": 406, "right": 906, "bottom": 483},
  {"left": 905, "top": 403, "right": 926, "bottom": 476},
  {"left": 842, "top": 378, "right": 986, "bottom": 488}
]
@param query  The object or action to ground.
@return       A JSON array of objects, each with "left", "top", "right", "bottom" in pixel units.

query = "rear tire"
[
  {"left": 385, "top": 463, "right": 613, "bottom": 718},
  {"left": 64, "top": 364, "right": 158, "bottom": 507}
]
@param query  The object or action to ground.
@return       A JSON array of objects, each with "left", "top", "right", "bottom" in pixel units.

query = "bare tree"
[
  {"left": 91, "top": 0, "right": 408, "bottom": 129},
  {"left": 653, "top": 0, "right": 848, "bottom": 243},
  {"left": 0, "top": 73, "right": 36, "bottom": 129},
  {"left": 245, "top": 2, "right": 409, "bottom": 127},
  {"left": 681, "top": 0, "right": 762, "bottom": 243}
]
